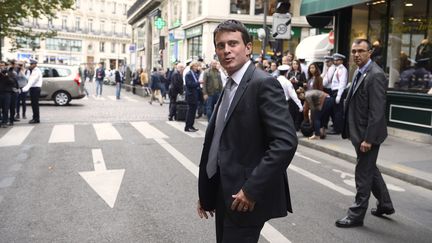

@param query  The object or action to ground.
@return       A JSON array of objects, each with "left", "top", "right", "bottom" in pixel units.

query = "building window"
[
  {"left": 88, "top": 19, "right": 93, "bottom": 32},
  {"left": 75, "top": 17, "right": 81, "bottom": 31},
  {"left": 187, "top": 36, "right": 202, "bottom": 59},
  {"left": 100, "top": 42, "right": 105, "bottom": 52},
  {"left": 111, "top": 42, "right": 116, "bottom": 53},
  {"left": 100, "top": 20, "right": 105, "bottom": 33},
  {"left": 123, "top": 4, "right": 127, "bottom": 15},
  {"left": 255, "top": 0, "right": 277, "bottom": 16},
  {"left": 75, "top": 0, "right": 80, "bottom": 9},
  {"left": 112, "top": 2, "right": 116, "bottom": 14},
  {"left": 46, "top": 38, "right": 82, "bottom": 52},
  {"left": 187, "top": 0, "right": 202, "bottom": 20},
  {"left": 89, "top": 0, "right": 93, "bottom": 10},
  {"left": 230, "top": 0, "right": 250, "bottom": 14},
  {"left": 122, "top": 43, "right": 126, "bottom": 54},
  {"left": 122, "top": 24, "right": 127, "bottom": 36},
  {"left": 62, "top": 16, "right": 67, "bottom": 30},
  {"left": 111, "top": 22, "right": 116, "bottom": 35},
  {"left": 101, "top": 0, "right": 105, "bottom": 12}
]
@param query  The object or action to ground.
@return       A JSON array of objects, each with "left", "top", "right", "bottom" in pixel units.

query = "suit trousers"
[
  {"left": 348, "top": 143, "right": 393, "bottom": 220},
  {"left": 30, "top": 87, "right": 41, "bottom": 121},
  {"left": 185, "top": 103, "right": 197, "bottom": 129},
  {"left": 168, "top": 95, "right": 177, "bottom": 119},
  {"left": 215, "top": 184, "right": 264, "bottom": 243}
]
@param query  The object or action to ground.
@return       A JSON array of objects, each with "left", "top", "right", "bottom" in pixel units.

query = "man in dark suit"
[
  {"left": 168, "top": 63, "right": 185, "bottom": 121},
  {"left": 337, "top": 39, "right": 394, "bottom": 228},
  {"left": 197, "top": 20, "right": 298, "bottom": 242},
  {"left": 184, "top": 61, "right": 201, "bottom": 132}
]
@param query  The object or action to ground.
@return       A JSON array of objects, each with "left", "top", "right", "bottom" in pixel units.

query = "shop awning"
[{"left": 300, "top": 0, "right": 370, "bottom": 16}]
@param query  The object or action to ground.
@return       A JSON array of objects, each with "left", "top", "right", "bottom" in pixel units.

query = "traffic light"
[{"left": 275, "top": 0, "right": 290, "bottom": 14}]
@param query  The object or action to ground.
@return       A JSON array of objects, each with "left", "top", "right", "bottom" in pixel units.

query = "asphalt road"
[{"left": 0, "top": 86, "right": 431, "bottom": 242}]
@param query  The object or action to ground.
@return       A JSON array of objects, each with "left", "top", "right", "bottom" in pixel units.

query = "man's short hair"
[
  {"left": 353, "top": 39, "right": 372, "bottom": 51},
  {"left": 213, "top": 19, "right": 251, "bottom": 47}
]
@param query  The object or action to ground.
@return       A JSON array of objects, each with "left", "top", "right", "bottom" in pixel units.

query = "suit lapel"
[{"left": 223, "top": 63, "right": 255, "bottom": 126}]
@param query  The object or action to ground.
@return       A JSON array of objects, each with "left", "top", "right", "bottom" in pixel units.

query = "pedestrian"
[
  {"left": 322, "top": 55, "right": 336, "bottom": 95},
  {"left": 184, "top": 61, "right": 201, "bottom": 132},
  {"left": 303, "top": 89, "right": 332, "bottom": 140},
  {"left": 197, "top": 19, "right": 298, "bottom": 243},
  {"left": 270, "top": 61, "right": 279, "bottom": 78},
  {"left": 287, "top": 59, "right": 306, "bottom": 130},
  {"left": 115, "top": 69, "right": 122, "bottom": 100},
  {"left": 149, "top": 67, "right": 163, "bottom": 105},
  {"left": 168, "top": 63, "right": 184, "bottom": 121},
  {"left": 328, "top": 53, "right": 348, "bottom": 135},
  {"left": 337, "top": 38, "right": 394, "bottom": 228},
  {"left": 277, "top": 64, "right": 303, "bottom": 113},
  {"left": 8, "top": 60, "right": 19, "bottom": 125},
  {"left": 95, "top": 62, "right": 105, "bottom": 97},
  {"left": 202, "top": 60, "right": 223, "bottom": 121},
  {"left": 15, "top": 61, "right": 28, "bottom": 120},
  {"left": 22, "top": 58, "right": 42, "bottom": 124},
  {"left": 0, "top": 61, "right": 17, "bottom": 127},
  {"left": 306, "top": 62, "right": 323, "bottom": 91}
]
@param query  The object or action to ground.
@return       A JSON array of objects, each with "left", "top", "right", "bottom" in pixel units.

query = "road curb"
[{"left": 298, "top": 139, "right": 432, "bottom": 191}]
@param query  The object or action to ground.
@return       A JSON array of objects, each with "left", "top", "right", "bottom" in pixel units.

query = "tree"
[{"left": 0, "top": 0, "right": 74, "bottom": 60}]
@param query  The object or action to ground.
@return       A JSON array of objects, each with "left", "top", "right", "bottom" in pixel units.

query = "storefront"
[
  {"left": 301, "top": 0, "right": 432, "bottom": 135},
  {"left": 185, "top": 25, "right": 203, "bottom": 60}
]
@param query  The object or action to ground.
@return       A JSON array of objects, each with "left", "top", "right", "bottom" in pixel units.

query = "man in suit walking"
[
  {"left": 197, "top": 20, "right": 298, "bottom": 242},
  {"left": 337, "top": 39, "right": 394, "bottom": 228}
]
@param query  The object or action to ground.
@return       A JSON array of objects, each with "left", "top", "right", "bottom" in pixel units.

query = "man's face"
[
  {"left": 214, "top": 31, "right": 251, "bottom": 76},
  {"left": 0, "top": 63, "right": 5, "bottom": 71},
  {"left": 351, "top": 41, "right": 371, "bottom": 67},
  {"left": 271, "top": 63, "right": 277, "bottom": 71},
  {"left": 325, "top": 60, "right": 333, "bottom": 67},
  {"left": 30, "top": 63, "right": 37, "bottom": 70},
  {"left": 334, "top": 59, "right": 343, "bottom": 66}
]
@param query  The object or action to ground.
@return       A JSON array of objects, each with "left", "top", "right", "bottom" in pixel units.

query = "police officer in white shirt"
[
  {"left": 322, "top": 55, "right": 336, "bottom": 95},
  {"left": 329, "top": 53, "right": 348, "bottom": 134},
  {"left": 22, "top": 59, "right": 42, "bottom": 123}
]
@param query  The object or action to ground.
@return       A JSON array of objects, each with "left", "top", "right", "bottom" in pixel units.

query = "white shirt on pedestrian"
[
  {"left": 22, "top": 67, "right": 43, "bottom": 92},
  {"left": 277, "top": 75, "right": 303, "bottom": 111},
  {"left": 322, "top": 64, "right": 336, "bottom": 89},
  {"left": 331, "top": 64, "right": 348, "bottom": 99}
]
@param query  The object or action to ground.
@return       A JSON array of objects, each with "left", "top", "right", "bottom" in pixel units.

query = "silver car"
[{"left": 37, "top": 64, "right": 85, "bottom": 106}]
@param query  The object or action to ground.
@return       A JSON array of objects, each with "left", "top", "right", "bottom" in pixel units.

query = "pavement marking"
[
  {"left": 92, "top": 95, "right": 106, "bottom": 100},
  {"left": 0, "top": 176, "right": 15, "bottom": 188},
  {"left": 166, "top": 121, "right": 205, "bottom": 138},
  {"left": 289, "top": 165, "right": 355, "bottom": 196},
  {"left": 295, "top": 152, "right": 321, "bottom": 164},
  {"left": 123, "top": 96, "right": 138, "bottom": 102},
  {"left": 147, "top": 125, "right": 291, "bottom": 242},
  {"left": 333, "top": 169, "right": 406, "bottom": 192},
  {"left": 107, "top": 96, "right": 117, "bottom": 101},
  {"left": 198, "top": 121, "right": 209, "bottom": 127},
  {"left": 48, "top": 124, "right": 75, "bottom": 143},
  {"left": 93, "top": 123, "right": 122, "bottom": 141},
  {"left": 0, "top": 126, "right": 34, "bottom": 147},
  {"left": 131, "top": 121, "right": 168, "bottom": 139},
  {"left": 79, "top": 149, "right": 125, "bottom": 208},
  {"left": 391, "top": 164, "right": 413, "bottom": 174}
]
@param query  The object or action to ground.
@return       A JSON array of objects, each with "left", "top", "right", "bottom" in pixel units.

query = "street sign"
[
  {"left": 272, "top": 13, "right": 292, "bottom": 39},
  {"left": 328, "top": 30, "right": 335, "bottom": 45},
  {"left": 129, "top": 44, "right": 136, "bottom": 53}
]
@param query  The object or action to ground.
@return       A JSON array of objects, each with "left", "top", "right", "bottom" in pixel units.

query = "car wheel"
[{"left": 53, "top": 91, "right": 71, "bottom": 106}]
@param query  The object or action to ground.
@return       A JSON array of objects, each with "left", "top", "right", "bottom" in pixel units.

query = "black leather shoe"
[
  {"left": 191, "top": 127, "right": 199, "bottom": 131},
  {"left": 327, "top": 130, "right": 340, "bottom": 135},
  {"left": 371, "top": 207, "right": 395, "bottom": 217},
  {"left": 335, "top": 216, "right": 363, "bottom": 228},
  {"left": 184, "top": 127, "right": 198, "bottom": 132},
  {"left": 168, "top": 117, "right": 173, "bottom": 121},
  {"left": 29, "top": 119, "right": 40, "bottom": 124}
]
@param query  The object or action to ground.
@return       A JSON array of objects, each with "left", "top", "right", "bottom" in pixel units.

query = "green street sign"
[{"left": 155, "top": 17, "right": 166, "bottom": 30}]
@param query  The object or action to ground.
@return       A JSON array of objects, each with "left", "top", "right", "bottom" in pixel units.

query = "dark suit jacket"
[
  {"left": 185, "top": 70, "right": 200, "bottom": 104},
  {"left": 198, "top": 63, "right": 298, "bottom": 226},
  {"left": 342, "top": 61, "right": 388, "bottom": 145},
  {"left": 169, "top": 70, "right": 184, "bottom": 98}
]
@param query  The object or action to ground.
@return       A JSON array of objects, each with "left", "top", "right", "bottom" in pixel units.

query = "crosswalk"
[
  {"left": 0, "top": 121, "right": 204, "bottom": 147},
  {"left": 81, "top": 95, "right": 140, "bottom": 102}
]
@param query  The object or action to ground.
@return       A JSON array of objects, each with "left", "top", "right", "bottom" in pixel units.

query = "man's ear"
[{"left": 246, "top": 43, "right": 252, "bottom": 55}]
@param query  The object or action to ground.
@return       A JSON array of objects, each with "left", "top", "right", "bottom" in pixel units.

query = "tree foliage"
[{"left": 0, "top": 0, "right": 74, "bottom": 52}]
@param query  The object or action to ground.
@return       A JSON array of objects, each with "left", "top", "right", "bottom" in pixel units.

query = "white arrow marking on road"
[
  {"left": 333, "top": 169, "right": 405, "bottom": 192},
  {"left": 79, "top": 149, "right": 125, "bottom": 208}
]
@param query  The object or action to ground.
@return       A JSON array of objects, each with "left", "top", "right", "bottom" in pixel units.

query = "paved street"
[{"left": 0, "top": 86, "right": 431, "bottom": 242}]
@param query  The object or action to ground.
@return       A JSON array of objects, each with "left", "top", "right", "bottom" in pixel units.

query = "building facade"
[
  {"left": 301, "top": 0, "right": 432, "bottom": 136},
  {"left": 2, "top": 0, "right": 134, "bottom": 70},
  {"left": 127, "top": 0, "right": 315, "bottom": 71}
]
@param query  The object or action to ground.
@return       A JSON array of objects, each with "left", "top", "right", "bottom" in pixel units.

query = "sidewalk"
[{"left": 298, "top": 133, "right": 432, "bottom": 190}]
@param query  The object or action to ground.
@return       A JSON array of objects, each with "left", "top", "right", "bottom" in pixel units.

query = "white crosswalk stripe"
[
  {"left": 93, "top": 123, "right": 122, "bottom": 141},
  {"left": 166, "top": 121, "right": 205, "bottom": 138},
  {"left": 123, "top": 96, "right": 138, "bottom": 102},
  {"left": 48, "top": 124, "right": 75, "bottom": 143},
  {"left": 130, "top": 121, "right": 168, "bottom": 139},
  {"left": 107, "top": 96, "right": 117, "bottom": 101},
  {"left": 0, "top": 126, "right": 34, "bottom": 147}
]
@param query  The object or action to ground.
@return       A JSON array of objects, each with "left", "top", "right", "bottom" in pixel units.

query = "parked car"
[{"left": 37, "top": 64, "right": 85, "bottom": 106}]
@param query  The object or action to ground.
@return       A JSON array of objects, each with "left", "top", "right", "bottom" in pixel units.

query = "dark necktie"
[
  {"left": 348, "top": 71, "right": 362, "bottom": 99},
  {"left": 206, "top": 78, "right": 234, "bottom": 178}
]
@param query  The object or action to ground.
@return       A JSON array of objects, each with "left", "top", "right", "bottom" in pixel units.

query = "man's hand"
[
  {"left": 203, "top": 94, "right": 208, "bottom": 101},
  {"left": 360, "top": 141, "right": 372, "bottom": 153},
  {"left": 197, "top": 200, "right": 214, "bottom": 219},
  {"left": 231, "top": 189, "right": 255, "bottom": 212}
]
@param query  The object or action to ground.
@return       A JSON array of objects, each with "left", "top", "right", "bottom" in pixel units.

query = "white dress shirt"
[
  {"left": 331, "top": 64, "right": 348, "bottom": 99},
  {"left": 322, "top": 64, "right": 336, "bottom": 88},
  {"left": 22, "top": 67, "right": 43, "bottom": 92},
  {"left": 277, "top": 75, "right": 303, "bottom": 111}
]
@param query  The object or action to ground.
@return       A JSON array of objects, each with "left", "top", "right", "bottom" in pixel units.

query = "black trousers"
[
  {"left": 348, "top": 143, "right": 393, "bottom": 220},
  {"left": 0, "top": 92, "right": 11, "bottom": 124},
  {"left": 30, "top": 87, "right": 41, "bottom": 121},
  {"left": 169, "top": 95, "right": 177, "bottom": 119},
  {"left": 185, "top": 103, "right": 197, "bottom": 129},
  {"left": 9, "top": 92, "right": 17, "bottom": 123},
  {"left": 330, "top": 91, "right": 343, "bottom": 133},
  {"left": 215, "top": 185, "right": 264, "bottom": 243}
]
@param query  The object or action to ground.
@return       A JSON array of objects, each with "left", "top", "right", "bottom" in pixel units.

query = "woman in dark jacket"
[{"left": 287, "top": 59, "right": 306, "bottom": 130}]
